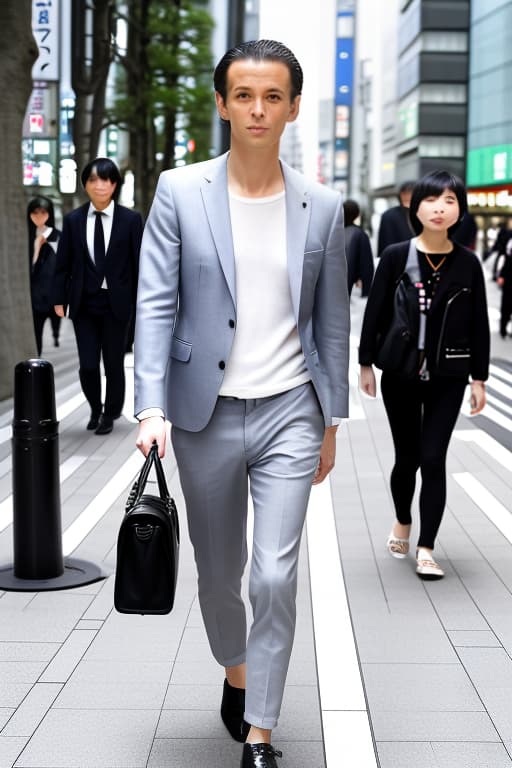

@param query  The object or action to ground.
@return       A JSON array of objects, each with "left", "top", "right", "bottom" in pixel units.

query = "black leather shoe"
[
  {"left": 241, "top": 743, "right": 282, "bottom": 768},
  {"left": 86, "top": 412, "right": 101, "bottom": 430},
  {"left": 95, "top": 415, "right": 114, "bottom": 435},
  {"left": 221, "top": 679, "right": 250, "bottom": 743}
]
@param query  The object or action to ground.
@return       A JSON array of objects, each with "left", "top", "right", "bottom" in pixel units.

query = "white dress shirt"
[{"left": 86, "top": 200, "right": 115, "bottom": 289}]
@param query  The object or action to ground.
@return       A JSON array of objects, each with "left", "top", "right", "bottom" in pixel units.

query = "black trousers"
[
  {"left": 73, "top": 291, "right": 128, "bottom": 418},
  {"left": 380, "top": 371, "right": 467, "bottom": 550},
  {"left": 33, "top": 311, "right": 61, "bottom": 357}
]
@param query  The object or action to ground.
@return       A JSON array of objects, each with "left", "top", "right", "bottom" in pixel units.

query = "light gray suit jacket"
[{"left": 134, "top": 153, "right": 350, "bottom": 432}]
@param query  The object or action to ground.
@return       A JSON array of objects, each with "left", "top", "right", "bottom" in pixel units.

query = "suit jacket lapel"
[
  {"left": 201, "top": 154, "right": 236, "bottom": 305},
  {"left": 282, "top": 162, "right": 311, "bottom": 322}
]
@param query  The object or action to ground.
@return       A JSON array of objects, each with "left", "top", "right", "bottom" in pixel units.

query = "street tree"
[
  {"left": 0, "top": 1, "right": 39, "bottom": 399},
  {"left": 111, "top": 0, "right": 214, "bottom": 214}
]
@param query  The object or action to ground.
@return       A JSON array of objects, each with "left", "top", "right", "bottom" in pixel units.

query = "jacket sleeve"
[
  {"left": 52, "top": 216, "right": 72, "bottom": 306},
  {"left": 469, "top": 257, "right": 490, "bottom": 381},
  {"left": 134, "top": 173, "right": 180, "bottom": 416},
  {"left": 358, "top": 245, "right": 403, "bottom": 366}
]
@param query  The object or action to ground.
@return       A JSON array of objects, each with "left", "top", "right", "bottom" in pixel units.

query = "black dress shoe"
[
  {"left": 86, "top": 412, "right": 101, "bottom": 430},
  {"left": 241, "top": 743, "right": 282, "bottom": 768},
  {"left": 95, "top": 415, "right": 114, "bottom": 435},
  {"left": 221, "top": 678, "right": 250, "bottom": 743}
]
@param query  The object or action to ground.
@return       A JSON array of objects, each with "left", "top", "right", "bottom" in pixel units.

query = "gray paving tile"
[
  {"left": 170, "top": 659, "right": 224, "bottom": 686},
  {"left": 14, "top": 709, "right": 159, "bottom": 767},
  {"left": 457, "top": 647, "right": 512, "bottom": 740},
  {"left": 163, "top": 684, "right": 222, "bottom": 711},
  {"left": 0, "top": 594, "right": 93, "bottom": 643},
  {"left": 448, "top": 630, "right": 502, "bottom": 647},
  {"left": 0, "top": 643, "right": 60, "bottom": 663},
  {"left": 0, "top": 738, "right": 26, "bottom": 768},
  {"left": 0, "top": 685, "right": 31, "bottom": 710},
  {"left": 84, "top": 613, "right": 182, "bottom": 662},
  {"left": 39, "top": 630, "right": 97, "bottom": 683},
  {"left": 354, "top": 614, "right": 457, "bottom": 663},
  {"left": 147, "top": 738, "right": 241, "bottom": 768},
  {"left": 376, "top": 741, "right": 439, "bottom": 768},
  {"left": 432, "top": 741, "right": 512, "bottom": 767},
  {"left": 371, "top": 711, "right": 499, "bottom": 742},
  {"left": 1, "top": 683, "right": 62, "bottom": 738},
  {"left": 0, "top": 663, "right": 46, "bottom": 684},
  {"left": 53, "top": 660, "right": 172, "bottom": 709},
  {"left": 156, "top": 709, "right": 227, "bottom": 739},
  {"left": 274, "top": 686, "right": 322, "bottom": 739},
  {"left": 363, "top": 663, "right": 483, "bottom": 712},
  {"left": 76, "top": 620, "right": 103, "bottom": 630},
  {"left": 0, "top": 710, "right": 14, "bottom": 729}
]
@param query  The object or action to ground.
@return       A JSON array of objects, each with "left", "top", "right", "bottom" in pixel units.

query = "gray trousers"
[{"left": 171, "top": 382, "right": 324, "bottom": 729}]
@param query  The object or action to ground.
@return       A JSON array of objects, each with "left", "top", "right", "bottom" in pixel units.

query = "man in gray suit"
[{"left": 135, "top": 40, "right": 349, "bottom": 768}]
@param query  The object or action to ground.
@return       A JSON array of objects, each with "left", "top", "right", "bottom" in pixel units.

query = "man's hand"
[
  {"left": 312, "top": 425, "right": 338, "bottom": 485},
  {"left": 497, "top": 276, "right": 505, "bottom": 287},
  {"left": 54, "top": 305, "right": 65, "bottom": 318},
  {"left": 359, "top": 365, "right": 377, "bottom": 397},
  {"left": 136, "top": 416, "right": 166, "bottom": 457}
]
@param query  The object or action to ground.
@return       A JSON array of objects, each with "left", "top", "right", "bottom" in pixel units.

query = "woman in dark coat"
[
  {"left": 27, "top": 196, "right": 61, "bottom": 355},
  {"left": 343, "top": 199, "right": 374, "bottom": 296},
  {"left": 358, "top": 171, "right": 490, "bottom": 580}
]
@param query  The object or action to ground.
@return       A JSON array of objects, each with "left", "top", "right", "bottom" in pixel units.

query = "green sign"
[{"left": 467, "top": 144, "right": 512, "bottom": 186}]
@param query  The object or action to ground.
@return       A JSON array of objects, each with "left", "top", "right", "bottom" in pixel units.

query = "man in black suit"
[
  {"left": 53, "top": 158, "right": 143, "bottom": 434},
  {"left": 377, "top": 180, "right": 415, "bottom": 257}
]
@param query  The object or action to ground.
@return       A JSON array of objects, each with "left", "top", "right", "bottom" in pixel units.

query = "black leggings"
[{"left": 380, "top": 372, "right": 466, "bottom": 550}]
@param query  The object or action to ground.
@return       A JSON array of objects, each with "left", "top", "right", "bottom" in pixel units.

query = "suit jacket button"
[
  {"left": 219, "top": 361, "right": 225, "bottom": 370},
  {"left": 228, "top": 319, "right": 235, "bottom": 328}
]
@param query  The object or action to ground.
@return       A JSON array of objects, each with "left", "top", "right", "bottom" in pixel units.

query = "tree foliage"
[
  {"left": 0, "top": 1, "right": 39, "bottom": 398},
  {"left": 111, "top": 0, "right": 214, "bottom": 214}
]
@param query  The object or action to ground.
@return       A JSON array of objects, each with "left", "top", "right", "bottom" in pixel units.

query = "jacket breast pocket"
[{"left": 170, "top": 337, "right": 192, "bottom": 362}]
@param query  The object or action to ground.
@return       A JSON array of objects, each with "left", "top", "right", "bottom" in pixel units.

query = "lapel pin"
[{"left": 302, "top": 202, "right": 307, "bottom": 208}]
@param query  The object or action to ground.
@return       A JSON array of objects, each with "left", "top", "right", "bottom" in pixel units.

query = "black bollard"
[
  {"left": 12, "top": 359, "right": 64, "bottom": 579},
  {"left": 0, "top": 359, "right": 106, "bottom": 592}
]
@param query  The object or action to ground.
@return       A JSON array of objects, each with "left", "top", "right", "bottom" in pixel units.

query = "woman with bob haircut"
[{"left": 358, "top": 170, "right": 490, "bottom": 579}]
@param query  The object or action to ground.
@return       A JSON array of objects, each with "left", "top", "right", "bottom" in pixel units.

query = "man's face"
[
  {"left": 400, "top": 190, "right": 412, "bottom": 208},
  {"left": 215, "top": 59, "right": 300, "bottom": 152},
  {"left": 85, "top": 168, "right": 117, "bottom": 210}
]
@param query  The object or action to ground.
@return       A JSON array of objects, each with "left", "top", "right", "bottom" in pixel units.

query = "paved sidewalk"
[{"left": 0, "top": 284, "right": 511, "bottom": 767}]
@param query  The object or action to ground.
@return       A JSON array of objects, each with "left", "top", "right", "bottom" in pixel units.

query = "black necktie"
[{"left": 94, "top": 211, "right": 106, "bottom": 281}]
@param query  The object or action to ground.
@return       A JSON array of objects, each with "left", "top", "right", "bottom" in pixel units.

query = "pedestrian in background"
[
  {"left": 359, "top": 170, "right": 489, "bottom": 580},
  {"left": 497, "top": 238, "right": 512, "bottom": 338},
  {"left": 343, "top": 198, "right": 374, "bottom": 296},
  {"left": 53, "top": 158, "right": 143, "bottom": 435},
  {"left": 134, "top": 40, "right": 349, "bottom": 768},
  {"left": 27, "top": 196, "right": 61, "bottom": 356},
  {"left": 377, "top": 179, "right": 415, "bottom": 257}
]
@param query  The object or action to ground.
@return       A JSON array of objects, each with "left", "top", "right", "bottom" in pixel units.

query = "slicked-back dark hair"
[
  {"left": 81, "top": 157, "right": 122, "bottom": 201},
  {"left": 214, "top": 39, "right": 303, "bottom": 102},
  {"left": 409, "top": 170, "right": 467, "bottom": 238}
]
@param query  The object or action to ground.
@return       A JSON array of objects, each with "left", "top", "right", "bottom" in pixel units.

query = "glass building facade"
[
  {"left": 467, "top": 1, "right": 512, "bottom": 188},
  {"left": 396, "top": 0, "right": 470, "bottom": 182}
]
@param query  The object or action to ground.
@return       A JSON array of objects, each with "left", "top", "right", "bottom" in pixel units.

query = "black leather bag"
[
  {"left": 374, "top": 271, "right": 420, "bottom": 379},
  {"left": 114, "top": 444, "right": 179, "bottom": 615}
]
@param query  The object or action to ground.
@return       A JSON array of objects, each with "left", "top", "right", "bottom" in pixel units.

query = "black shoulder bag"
[
  {"left": 374, "top": 238, "right": 423, "bottom": 379},
  {"left": 114, "top": 443, "right": 179, "bottom": 615}
]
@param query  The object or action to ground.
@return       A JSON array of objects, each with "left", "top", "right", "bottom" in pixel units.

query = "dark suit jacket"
[
  {"left": 31, "top": 228, "right": 60, "bottom": 314},
  {"left": 53, "top": 202, "right": 143, "bottom": 323},
  {"left": 377, "top": 205, "right": 413, "bottom": 257}
]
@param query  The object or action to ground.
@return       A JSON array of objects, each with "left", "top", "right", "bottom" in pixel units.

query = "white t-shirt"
[{"left": 219, "top": 190, "right": 310, "bottom": 398}]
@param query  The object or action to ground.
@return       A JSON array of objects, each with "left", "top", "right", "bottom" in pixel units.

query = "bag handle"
[{"left": 127, "top": 442, "right": 171, "bottom": 510}]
